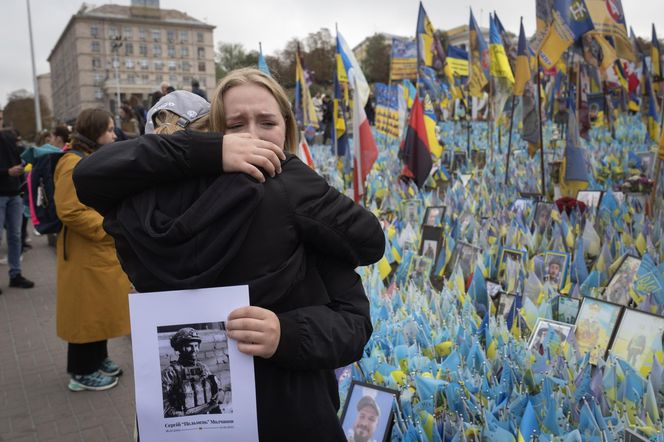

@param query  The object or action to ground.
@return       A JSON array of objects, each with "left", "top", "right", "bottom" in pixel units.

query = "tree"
[
  {"left": 3, "top": 91, "right": 53, "bottom": 143},
  {"left": 215, "top": 42, "right": 261, "bottom": 81},
  {"left": 360, "top": 33, "right": 390, "bottom": 84}
]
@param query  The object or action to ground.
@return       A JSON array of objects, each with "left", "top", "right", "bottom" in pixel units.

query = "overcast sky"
[{"left": 1, "top": 0, "right": 662, "bottom": 108}]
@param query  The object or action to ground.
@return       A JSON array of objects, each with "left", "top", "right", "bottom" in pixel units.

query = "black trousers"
[{"left": 67, "top": 340, "right": 108, "bottom": 375}]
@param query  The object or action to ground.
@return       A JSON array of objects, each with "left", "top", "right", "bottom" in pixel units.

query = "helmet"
[{"left": 170, "top": 327, "right": 202, "bottom": 350}]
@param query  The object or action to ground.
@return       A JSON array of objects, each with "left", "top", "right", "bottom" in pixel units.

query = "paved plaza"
[{"left": 0, "top": 234, "right": 135, "bottom": 441}]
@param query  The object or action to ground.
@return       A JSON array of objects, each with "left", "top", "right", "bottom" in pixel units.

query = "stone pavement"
[{"left": 0, "top": 234, "right": 135, "bottom": 441}]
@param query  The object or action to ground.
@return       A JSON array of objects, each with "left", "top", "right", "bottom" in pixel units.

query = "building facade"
[
  {"left": 36, "top": 73, "right": 53, "bottom": 115},
  {"left": 48, "top": 1, "right": 215, "bottom": 123}
]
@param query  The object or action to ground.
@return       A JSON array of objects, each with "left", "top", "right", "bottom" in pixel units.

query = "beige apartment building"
[{"left": 48, "top": 1, "right": 215, "bottom": 123}]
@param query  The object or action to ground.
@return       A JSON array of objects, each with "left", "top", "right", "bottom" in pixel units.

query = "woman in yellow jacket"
[{"left": 54, "top": 108, "right": 131, "bottom": 391}]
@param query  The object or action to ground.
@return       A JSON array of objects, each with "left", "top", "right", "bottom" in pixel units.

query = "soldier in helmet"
[{"left": 161, "top": 327, "right": 222, "bottom": 417}]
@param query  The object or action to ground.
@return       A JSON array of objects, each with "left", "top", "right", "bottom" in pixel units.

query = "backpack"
[{"left": 26, "top": 149, "right": 85, "bottom": 235}]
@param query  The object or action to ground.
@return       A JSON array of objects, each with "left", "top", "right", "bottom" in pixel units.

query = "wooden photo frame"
[
  {"left": 602, "top": 254, "right": 641, "bottom": 306},
  {"left": 340, "top": 381, "right": 399, "bottom": 442},
  {"left": 574, "top": 297, "right": 623, "bottom": 365},
  {"left": 610, "top": 308, "right": 664, "bottom": 376}
]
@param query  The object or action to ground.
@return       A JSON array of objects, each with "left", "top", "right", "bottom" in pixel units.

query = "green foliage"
[{"left": 360, "top": 33, "right": 390, "bottom": 84}]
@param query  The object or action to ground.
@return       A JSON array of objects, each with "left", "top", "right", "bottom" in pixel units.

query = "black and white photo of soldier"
[{"left": 160, "top": 323, "right": 232, "bottom": 418}]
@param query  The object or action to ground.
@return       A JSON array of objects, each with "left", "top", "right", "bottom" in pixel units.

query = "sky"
[{"left": 1, "top": 0, "right": 663, "bottom": 109}]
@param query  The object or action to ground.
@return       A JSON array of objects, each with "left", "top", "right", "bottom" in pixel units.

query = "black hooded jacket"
[{"left": 73, "top": 130, "right": 385, "bottom": 441}]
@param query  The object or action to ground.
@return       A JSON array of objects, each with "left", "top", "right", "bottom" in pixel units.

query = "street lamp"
[{"left": 110, "top": 35, "right": 124, "bottom": 127}]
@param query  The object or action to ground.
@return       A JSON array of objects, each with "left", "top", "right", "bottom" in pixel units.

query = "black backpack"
[{"left": 27, "top": 149, "right": 85, "bottom": 235}]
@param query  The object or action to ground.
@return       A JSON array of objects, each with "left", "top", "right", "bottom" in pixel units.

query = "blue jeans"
[{"left": 0, "top": 195, "right": 24, "bottom": 278}]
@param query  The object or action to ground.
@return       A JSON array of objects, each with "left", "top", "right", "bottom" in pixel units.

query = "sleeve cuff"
[
  {"left": 187, "top": 130, "right": 224, "bottom": 174},
  {"left": 270, "top": 312, "right": 300, "bottom": 364}
]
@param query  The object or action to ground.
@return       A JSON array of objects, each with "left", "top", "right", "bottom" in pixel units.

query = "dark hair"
[
  {"left": 191, "top": 79, "right": 200, "bottom": 88},
  {"left": 52, "top": 125, "right": 70, "bottom": 143},
  {"left": 71, "top": 108, "right": 112, "bottom": 152},
  {"left": 120, "top": 104, "right": 135, "bottom": 120},
  {"left": 34, "top": 130, "right": 51, "bottom": 146},
  {"left": 166, "top": 86, "right": 176, "bottom": 93}
]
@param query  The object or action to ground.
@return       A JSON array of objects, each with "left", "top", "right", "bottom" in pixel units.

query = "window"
[
  {"left": 152, "top": 29, "right": 160, "bottom": 42},
  {"left": 139, "top": 28, "right": 147, "bottom": 41},
  {"left": 141, "top": 74, "right": 149, "bottom": 84},
  {"left": 179, "top": 31, "right": 188, "bottom": 43},
  {"left": 108, "top": 26, "right": 118, "bottom": 38},
  {"left": 94, "top": 73, "right": 103, "bottom": 84},
  {"left": 91, "top": 25, "right": 99, "bottom": 38},
  {"left": 197, "top": 47, "right": 205, "bottom": 59},
  {"left": 155, "top": 74, "right": 163, "bottom": 82},
  {"left": 167, "top": 45, "right": 175, "bottom": 58},
  {"left": 182, "top": 60, "right": 191, "bottom": 71},
  {"left": 139, "top": 44, "right": 148, "bottom": 56},
  {"left": 91, "top": 41, "right": 101, "bottom": 52},
  {"left": 180, "top": 46, "right": 189, "bottom": 58},
  {"left": 94, "top": 88, "right": 104, "bottom": 100},
  {"left": 167, "top": 30, "right": 175, "bottom": 43},
  {"left": 198, "top": 61, "right": 206, "bottom": 72},
  {"left": 153, "top": 44, "right": 162, "bottom": 57},
  {"left": 169, "top": 74, "right": 178, "bottom": 82},
  {"left": 127, "top": 73, "right": 136, "bottom": 84},
  {"left": 125, "top": 58, "right": 134, "bottom": 69},
  {"left": 123, "top": 26, "right": 133, "bottom": 39},
  {"left": 154, "top": 60, "right": 164, "bottom": 70},
  {"left": 196, "top": 32, "right": 204, "bottom": 43},
  {"left": 92, "top": 57, "right": 101, "bottom": 69},
  {"left": 140, "top": 59, "right": 149, "bottom": 70},
  {"left": 183, "top": 75, "right": 191, "bottom": 84},
  {"left": 168, "top": 60, "right": 177, "bottom": 71},
  {"left": 125, "top": 43, "right": 134, "bottom": 56}
]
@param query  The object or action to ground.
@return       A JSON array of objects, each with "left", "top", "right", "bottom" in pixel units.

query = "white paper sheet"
[{"left": 130, "top": 286, "right": 258, "bottom": 442}]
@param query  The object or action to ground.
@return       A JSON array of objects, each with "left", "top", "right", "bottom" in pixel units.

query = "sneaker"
[
  {"left": 99, "top": 358, "right": 123, "bottom": 377},
  {"left": 68, "top": 371, "right": 119, "bottom": 392},
  {"left": 9, "top": 274, "right": 34, "bottom": 288}
]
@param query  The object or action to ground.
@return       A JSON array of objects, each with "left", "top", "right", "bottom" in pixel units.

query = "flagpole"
[
  {"left": 504, "top": 94, "right": 516, "bottom": 185},
  {"left": 536, "top": 58, "right": 546, "bottom": 195}
]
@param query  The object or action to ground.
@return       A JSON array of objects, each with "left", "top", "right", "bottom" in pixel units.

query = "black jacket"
[
  {"left": 0, "top": 130, "right": 24, "bottom": 196},
  {"left": 73, "top": 131, "right": 385, "bottom": 441}
]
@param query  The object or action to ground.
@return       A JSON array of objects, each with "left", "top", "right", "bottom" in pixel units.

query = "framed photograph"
[
  {"left": 452, "top": 151, "right": 467, "bottom": 172},
  {"left": 542, "top": 251, "right": 570, "bottom": 290},
  {"left": 444, "top": 241, "right": 482, "bottom": 281},
  {"left": 553, "top": 295, "right": 581, "bottom": 324},
  {"left": 486, "top": 280, "right": 503, "bottom": 300},
  {"left": 532, "top": 201, "right": 555, "bottom": 233},
  {"left": 422, "top": 206, "right": 446, "bottom": 227},
  {"left": 528, "top": 318, "right": 575, "bottom": 352},
  {"left": 576, "top": 190, "right": 603, "bottom": 215},
  {"left": 499, "top": 248, "right": 526, "bottom": 291},
  {"left": 400, "top": 199, "right": 420, "bottom": 225},
  {"left": 419, "top": 226, "right": 443, "bottom": 261},
  {"left": 602, "top": 254, "right": 641, "bottom": 306},
  {"left": 409, "top": 255, "right": 433, "bottom": 286},
  {"left": 624, "top": 428, "right": 653, "bottom": 441},
  {"left": 511, "top": 198, "right": 535, "bottom": 215},
  {"left": 495, "top": 292, "right": 518, "bottom": 320},
  {"left": 340, "top": 381, "right": 399, "bottom": 442},
  {"left": 636, "top": 151, "right": 655, "bottom": 177},
  {"left": 470, "top": 149, "right": 486, "bottom": 169},
  {"left": 609, "top": 308, "right": 664, "bottom": 375},
  {"left": 574, "top": 297, "right": 623, "bottom": 365}
]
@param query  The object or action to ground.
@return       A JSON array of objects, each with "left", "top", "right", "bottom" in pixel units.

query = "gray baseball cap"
[{"left": 145, "top": 90, "right": 210, "bottom": 134}]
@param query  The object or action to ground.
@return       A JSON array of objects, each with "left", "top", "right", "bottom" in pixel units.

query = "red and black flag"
[{"left": 400, "top": 94, "right": 432, "bottom": 188}]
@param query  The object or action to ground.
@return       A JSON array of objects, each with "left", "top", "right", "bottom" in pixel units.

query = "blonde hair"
[
  {"left": 153, "top": 110, "right": 210, "bottom": 135},
  {"left": 210, "top": 67, "right": 297, "bottom": 153}
]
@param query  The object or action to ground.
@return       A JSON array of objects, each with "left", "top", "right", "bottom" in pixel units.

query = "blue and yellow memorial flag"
[
  {"left": 643, "top": 59, "right": 661, "bottom": 142},
  {"left": 416, "top": 2, "right": 456, "bottom": 96},
  {"left": 514, "top": 18, "right": 531, "bottom": 96},
  {"left": 390, "top": 37, "right": 417, "bottom": 81},
  {"left": 294, "top": 49, "right": 319, "bottom": 130},
  {"left": 518, "top": 399, "right": 539, "bottom": 442},
  {"left": 533, "top": 0, "right": 554, "bottom": 49},
  {"left": 652, "top": 24, "right": 662, "bottom": 91},
  {"left": 538, "top": 0, "right": 594, "bottom": 70},
  {"left": 447, "top": 45, "right": 469, "bottom": 77},
  {"left": 257, "top": 44, "right": 271, "bottom": 77},
  {"left": 333, "top": 36, "right": 350, "bottom": 156},
  {"left": 489, "top": 14, "right": 514, "bottom": 85},
  {"left": 469, "top": 8, "right": 489, "bottom": 97},
  {"left": 585, "top": 0, "right": 635, "bottom": 62}
]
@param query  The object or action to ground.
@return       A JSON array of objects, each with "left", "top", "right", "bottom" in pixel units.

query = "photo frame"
[
  {"left": 422, "top": 206, "right": 446, "bottom": 228},
  {"left": 486, "top": 280, "right": 503, "bottom": 300},
  {"left": 400, "top": 199, "right": 420, "bottom": 225},
  {"left": 602, "top": 254, "right": 641, "bottom": 306},
  {"left": 443, "top": 241, "right": 482, "bottom": 281},
  {"left": 495, "top": 292, "right": 518, "bottom": 320},
  {"left": 624, "top": 428, "right": 654, "bottom": 441},
  {"left": 419, "top": 225, "right": 443, "bottom": 262},
  {"left": 499, "top": 248, "right": 527, "bottom": 291},
  {"left": 532, "top": 201, "right": 555, "bottom": 234},
  {"left": 553, "top": 295, "right": 581, "bottom": 324},
  {"left": 470, "top": 149, "right": 486, "bottom": 169},
  {"left": 636, "top": 151, "right": 655, "bottom": 177},
  {"left": 576, "top": 190, "right": 603, "bottom": 216},
  {"left": 340, "top": 381, "right": 399, "bottom": 442},
  {"left": 574, "top": 297, "right": 623, "bottom": 365},
  {"left": 542, "top": 251, "right": 570, "bottom": 290},
  {"left": 409, "top": 255, "right": 433, "bottom": 286},
  {"left": 609, "top": 308, "right": 664, "bottom": 376},
  {"left": 451, "top": 151, "right": 467, "bottom": 172},
  {"left": 528, "top": 318, "right": 575, "bottom": 352}
]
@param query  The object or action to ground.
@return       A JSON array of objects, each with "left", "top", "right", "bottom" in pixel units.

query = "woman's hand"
[
  {"left": 226, "top": 306, "right": 281, "bottom": 358},
  {"left": 222, "top": 133, "right": 285, "bottom": 182}
]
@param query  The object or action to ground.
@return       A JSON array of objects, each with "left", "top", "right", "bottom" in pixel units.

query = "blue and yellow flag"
[
  {"left": 294, "top": 48, "right": 319, "bottom": 130},
  {"left": 489, "top": 14, "right": 514, "bottom": 84},
  {"left": 643, "top": 58, "right": 661, "bottom": 142},
  {"left": 416, "top": 2, "right": 456, "bottom": 97},
  {"left": 447, "top": 45, "right": 469, "bottom": 77},
  {"left": 518, "top": 399, "right": 539, "bottom": 442},
  {"left": 652, "top": 24, "right": 662, "bottom": 93},
  {"left": 538, "top": 0, "right": 594, "bottom": 70},
  {"left": 468, "top": 8, "right": 489, "bottom": 97},
  {"left": 514, "top": 18, "right": 531, "bottom": 96},
  {"left": 334, "top": 36, "right": 349, "bottom": 157},
  {"left": 257, "top": 42, "right": 271, "bottom": 77}
]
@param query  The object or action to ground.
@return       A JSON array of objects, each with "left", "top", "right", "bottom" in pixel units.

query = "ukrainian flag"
[
  {"left": 538, "top": 0, "right": 594, "bottom": 70},
  {"left": 468, "top": 8, "right": 489, "bottom": 97},
  {"left": 652, "top": 24, "right": 662, "bottom": 93},
  {"left": 489, "top": 15, "right": 514, "bottom": 85},
  {"left": 447, "top": 45, "right": 469, "bottom": 77},
  {"left": 518, "top": 400, "right": 539, "bottom": 442},
  {"left": 514, "top": 18, "right": 531, "bottom": 97},
  {"left": 643, "top": 59, "right": 661, "bottom": 142},
  {"left": 294, "top": 49, "right": 319, "bottom": 130}
]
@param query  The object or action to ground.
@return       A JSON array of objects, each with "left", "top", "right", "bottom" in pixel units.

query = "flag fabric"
[
  {"left": 642, "top": 58, "right": 661, "bottom": 142},
  {"left": 352, "top": 75, "right": 379, "bottom": 203},
  {"left": 533, "top": 0, "right": 554, "bottom": 50},
  {"left": 400, "top": 94, "right": 432, "bottom": 188},
  {"left": 257, "top": 45, "right": 271, "bottom": 77},
  {"left": 390, "top": 37, "right": 418, "bottom": 81},
  {"left": 560, "top": 97, "right": 590, "bottom": 196},
  {"left": 489, "top": 13, "right": 515, "bottom": 120},
  {"left": 468, "top": 9, "right": 489, "bottom": 97},
  {"left": 514, "top": 18, "right": 531, "bottom": 96},
  {"left": 538, "top": 0, "right": 595, "bottom": 70},
  {"left": 652, "top": 24, "right": 662, "bottom": 92},
  {"left": 294, "top": 48, "right": 319, "bottom": 130},
  {"left": 296, "top": 132, "right": 314, "bottom": 169},
  {"left": 493, "top": 11, "right": 516, "bottom": 64},
  {"left": 448, "top": 45, "right": 469, "bottom": 77},
  {"left": 334, "top": 34, "right": 350, "bottom": 157},
  {"left": 416, "top": 2, "right": 457, "bottom": 97},
  {"left": 518, "top": 400, "right": 539, "bottom": 442},
  {"left": 585, "top": 0, "right": 635, "bottom": 62},
  {"left": 336, "top": 31, "right": 370, "bottom": 107}
]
